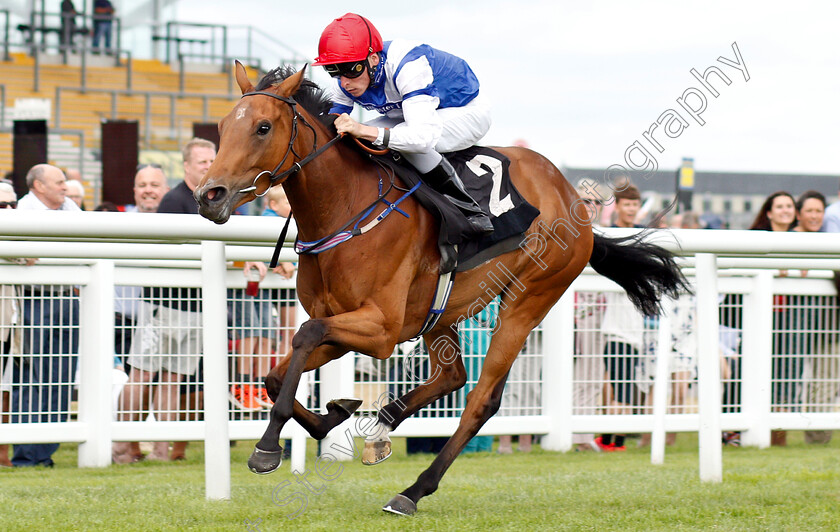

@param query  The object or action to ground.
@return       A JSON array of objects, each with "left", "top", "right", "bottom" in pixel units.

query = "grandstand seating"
[{"left": 0, "top": 51, "right": 256, "bottom": 206}]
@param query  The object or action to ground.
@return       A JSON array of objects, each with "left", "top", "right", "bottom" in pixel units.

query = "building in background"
[{"left": 563, "top": 166, "right": 840, "bottom": 229}]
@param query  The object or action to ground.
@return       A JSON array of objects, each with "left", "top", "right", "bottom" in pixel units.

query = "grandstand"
[{"left": 0, "top": 2, "right": 305, "bottom": 207}]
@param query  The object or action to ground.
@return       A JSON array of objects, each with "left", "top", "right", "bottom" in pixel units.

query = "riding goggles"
[{"left": 323, "top": 60, "right": 367, "bottom": 79}]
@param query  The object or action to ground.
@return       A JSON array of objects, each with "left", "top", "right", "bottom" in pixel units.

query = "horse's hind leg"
[
  {"left": 381, "top": 335, "right": 515, "bottom": 515},
  {"left": 362, "top": 329, "right": 467, "bottom": 465},
  {"left": 383, "top": 286, "right": 571, "bottom": 516}
]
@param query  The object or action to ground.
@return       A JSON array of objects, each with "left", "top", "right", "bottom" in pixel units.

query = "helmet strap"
[
  {"left": 359, "top": 16, "right": 380, "bottom": 87},
  {"left": 366, "top": 53, "right": 380, "bottom": 87}
]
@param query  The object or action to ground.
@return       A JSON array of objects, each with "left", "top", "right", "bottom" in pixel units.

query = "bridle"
[
  {"left": 237, "top": 90, "right": 343, "bottom": 197},
  {"left": 234, "top": 89, "right": 401, "bottom": 269}
]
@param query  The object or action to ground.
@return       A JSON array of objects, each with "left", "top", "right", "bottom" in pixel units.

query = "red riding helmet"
[{"left": 312, "top": 13, "right": 383, "bottom": 66}]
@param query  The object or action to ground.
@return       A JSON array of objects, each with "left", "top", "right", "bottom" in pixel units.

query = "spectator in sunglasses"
[
  {"left": 0, "top": 182, "right": 17, "bottom": 210},
  {"left": 313, "top": 13, "right": 493, "bottom": 240}
]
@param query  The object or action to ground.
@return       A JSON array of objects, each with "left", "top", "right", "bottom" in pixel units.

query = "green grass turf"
[{"left": 0, "top": 432, "right": 838, "bottom": 531}]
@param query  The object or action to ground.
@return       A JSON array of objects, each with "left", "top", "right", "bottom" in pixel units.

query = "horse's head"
[{"left": 194, "top": 61, "right": 309, "bottom": 224}]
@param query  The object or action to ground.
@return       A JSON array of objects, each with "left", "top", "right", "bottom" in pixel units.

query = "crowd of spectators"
[
  {"left": 1, "top": 165, "right": 838, "bottom": 467},
  {"left": 0, "top": 138, "right": 297, "bottom": 467},
  {"left": 574, "top": 178, "right": 839, "bottom": 452}
]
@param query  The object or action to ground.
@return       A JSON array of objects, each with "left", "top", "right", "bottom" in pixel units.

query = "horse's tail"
[{"left": 588, "top": 230, "right": 689, "bottom": 315}]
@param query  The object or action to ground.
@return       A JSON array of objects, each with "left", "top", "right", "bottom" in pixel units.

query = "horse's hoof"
[
  {"left": 248, "top": 447, "right": 283, "bottom": 475},
  {"left": 327, "top": 398, "right": 363, "bottom": 417},
  {"left": 362, "top": 440, "right": 391, "bottom": 465},
  {"left": 382, "top": 494, "right": 416, "bottom": 516}
]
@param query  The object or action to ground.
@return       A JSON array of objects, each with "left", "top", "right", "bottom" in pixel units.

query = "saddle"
[{"left": 366, "top": 146, "right": 540, "bottom": 273}]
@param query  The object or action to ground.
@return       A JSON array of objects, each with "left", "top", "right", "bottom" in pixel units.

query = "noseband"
[{"left": 238, "top": 90, "right": 343, "bottom": 196}]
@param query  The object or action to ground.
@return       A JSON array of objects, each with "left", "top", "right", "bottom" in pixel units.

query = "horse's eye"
[{"left": 256, "top": 122, "right": 271, "bottom": 136}]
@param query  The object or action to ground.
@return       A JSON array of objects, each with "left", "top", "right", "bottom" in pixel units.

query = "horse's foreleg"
[
  {"left": 262, "top": 344, "right": 361, "bottom": 441},
  {"left": 249, "top": 319, "right": 333, "bottom": 473},
  {"left": 362, "top": 329, "right": 467, "bottom": 465},
  {"left": 250, "top": 307, "right": 397, "bottom": 474}
]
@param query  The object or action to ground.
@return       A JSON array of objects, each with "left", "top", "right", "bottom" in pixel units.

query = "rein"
[{"left": 240, "top": 90, "right": 416, "bottom": 268}]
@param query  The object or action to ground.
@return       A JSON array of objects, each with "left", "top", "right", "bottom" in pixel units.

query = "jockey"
[{"left": 313, "top": 13, "right": 494, "bottom": 237}]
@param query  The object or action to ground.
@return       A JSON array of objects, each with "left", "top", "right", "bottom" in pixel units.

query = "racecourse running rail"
[{"left": 1, "top": 210, "right": 839, "bottom": 498}]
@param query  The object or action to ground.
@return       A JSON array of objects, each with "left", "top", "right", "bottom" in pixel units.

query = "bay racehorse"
[{"left": 194, "top": 62, "right": 686, "bottom": 515}]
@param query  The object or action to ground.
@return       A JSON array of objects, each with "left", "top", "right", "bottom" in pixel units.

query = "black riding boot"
[{"left": 422, "top": 158, "right": 494, "bottom": 236}]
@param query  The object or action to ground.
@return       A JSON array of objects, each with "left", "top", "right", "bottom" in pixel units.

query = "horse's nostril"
[{"left": 205, "top": 186, "right": 227, "bottom": 203}]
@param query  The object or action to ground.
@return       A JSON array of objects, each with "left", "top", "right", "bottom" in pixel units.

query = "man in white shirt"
[
  {"left": 17, "top": 164, "right": 81, "bottom": 212},
  {"left": 10, "top": 164, "right": 80, "bottom": 467}
]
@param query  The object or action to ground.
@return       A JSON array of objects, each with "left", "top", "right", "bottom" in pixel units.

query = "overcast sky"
[{"left": 168, "top": 0, "right": 839, "bottom": 176}]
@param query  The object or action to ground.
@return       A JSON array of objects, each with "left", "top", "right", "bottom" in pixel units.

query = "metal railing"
[
  {"left": 0, "top": 83, "right": 6, "bottom": 127},
  {"left": 50, "top": 126, "right": 87, "bottom": 181},
  {"left": 178, "top": 54, "right": 262, "bottom": 96},
  {"left": 178, "top": 53, "right": 261, "bottom": 95},
  {"left": 233, "top": 24, "right": 309, "bottom": 66},
  {"left": 154, "top": 21, "right": 306, "bottom": 74},
  {"left": 54, "top": 85, "right": 236, "bottom": 147},
  {"left": 21, "top": 9, "right": 122, "bottom": 56},
  {"left": 3, "top": 9, "right": 130, "bottom": 92},
  {"left": 1, "top": 8, "right": 10, "bottom": 62},
  {"left": 1, "top": 13, "right": 302, "bottom": 95},
  {"left": 161, "top": 21, "right": 227, "bottom": 65}
]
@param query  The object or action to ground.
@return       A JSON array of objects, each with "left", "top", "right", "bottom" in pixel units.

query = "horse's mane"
[{"left": 255, "top": 66, "right": 334, "bottom": 127}]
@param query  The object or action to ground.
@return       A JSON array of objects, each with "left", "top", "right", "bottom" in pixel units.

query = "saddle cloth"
[{"left": 369, "top": 146, "right": 540, "bottom": 272}]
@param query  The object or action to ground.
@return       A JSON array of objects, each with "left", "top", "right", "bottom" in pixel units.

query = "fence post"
[
  {"left": 125, "top": 52, "right": 132, "bottom": 91},
  {"left": 77, "top": 260, "right": 115, "bottom": 467},
  {"left": 33, "top": 48, "right": 40, "bottom": 92},
  {"left": 650, "top": 296, "right": 674, "bottom": 465},
  {"left": 319, "top": 353, "right": 357, "bottom": 462},
  {"left": 696, "top": 253, "right": 722, "bottom": 483},
  {"left": 290, "top": 299, "right": 310, "bottom": 473},
  {"left": 3, "top": 9, "right": 9, "bottom": 62},
  {"left": 80, "top": 43, "right": 87, "bottom": 92},
  {"left": 54, "top": 87, "right": 62, "bottom": 128},
  {"left": 539, "top": 287, "right": 575, "bottom": 451},
  {"left": 170, "top": 95, "right": 177, "bottom": 138},
  {"left": 115, "top": 18, "right": 122, "bottom": 65},
  {"left": 144, "top": 93, "right": 151, "bottom": 146},
  {"left": 740, "top": 271, "right": 773, "bottom": 448},
  {"left": 179, "top": 54, "right": 185, "bottom": 94},
  {"left": 201, "top": 240, "right": 231, "bottom": 500}
]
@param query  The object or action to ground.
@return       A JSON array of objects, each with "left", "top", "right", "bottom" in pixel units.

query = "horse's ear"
[
  {"left": 234, "top": 60, "right": 255, "bottom": 95},
  {"left": 275, "top": 64, "right": 308, "bottom": 97}
]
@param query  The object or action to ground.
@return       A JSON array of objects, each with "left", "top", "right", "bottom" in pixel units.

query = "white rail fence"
[{"left": 1, "top": 211, "right": 839, "bottom": 499}]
